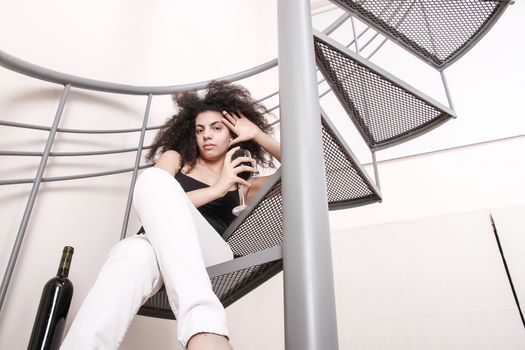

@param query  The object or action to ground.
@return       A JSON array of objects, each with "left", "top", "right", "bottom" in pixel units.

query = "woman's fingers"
[
  {"left": 222, "top": 111, "right": 238, "bottom": 124},
  {"left": 229, "top": 136, "right": 240, "bottom": 147},
  {"left": 227, "top": 146, "right": 241, "bottom": 154},
  {"left": 233, "top": 164, "right": 257, "bottom": 174},
  {"left": 230, "top": 155, "right": 257, "bottom": 176},
  {"left": 223, "top": 110, "right": 261, "bottom": 146},
  {"left": 226, "top": 149, "right": 255, "bottom": 173},
  {"left": 230, "top": 156, "right": 255, "bottom": 167},
  {"left": 237, "top": 178, "right": 251, "bottom": 187},
  {"left": 222, "top": 117, "right": 235, "bottom": 131},
  {"left": 222, "top": 112, "right": 242, "bottom": 144},
  {"left": 221, "top": 111, "right": 236, "bottom": 134},
  {"left": 233, "top": 166, "right": 257, "bottom": 186},
  {"left": 225, "top": 146, "right": 240, "bottom": 162}
]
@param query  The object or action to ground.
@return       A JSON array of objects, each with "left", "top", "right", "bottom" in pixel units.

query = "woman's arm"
[
  {"left": 154, "top": 150, "right": 181, "bottom": 176},
  {"left": 253, "top": 131, "right": 280, "bottom": 162}
]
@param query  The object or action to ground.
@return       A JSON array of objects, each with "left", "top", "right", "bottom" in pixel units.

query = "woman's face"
[{"left": 195, "top": 110, "right": 231, "bottom": 161}]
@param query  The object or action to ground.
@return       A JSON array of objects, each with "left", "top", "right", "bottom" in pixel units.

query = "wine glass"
[{"left": 231, "top": 149, "right": 254, "bottom": 216}]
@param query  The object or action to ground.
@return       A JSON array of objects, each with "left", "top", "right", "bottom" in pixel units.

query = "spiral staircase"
[{"left": 0, "top": 1, "right": 512, "bottom": 348}]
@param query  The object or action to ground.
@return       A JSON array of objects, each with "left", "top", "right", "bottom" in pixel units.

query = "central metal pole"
[{"left": 278, "top": 1, "right": 339, "bottom": 349}]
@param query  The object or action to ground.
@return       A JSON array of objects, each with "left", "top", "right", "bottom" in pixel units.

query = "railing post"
[
  {"left": 440, "top": 70, "right": 456, "bottom": 113},
  {"left": 278, "top": 0, "right": 339, "bottom": 349},
  {"left": 371, "top": 150, "right": 381, "bottom": 191},
  {"left": 120, "top": 94, "right": 152, "bottom": 240},
  {"left": 0, "top": 84, "right": 71, "bottom": 314}
]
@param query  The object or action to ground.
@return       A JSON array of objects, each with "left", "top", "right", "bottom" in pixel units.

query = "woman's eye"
[{"left": 196, "top": 129, "right": 203, "bottom": 134}]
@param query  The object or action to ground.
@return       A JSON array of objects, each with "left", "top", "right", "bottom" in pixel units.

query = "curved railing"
[
  {"left": 0, "top": 50, "right": 278, "bottom": 96},
  {"left": 0, "top": 12, "right": 349, "bottom": 96}
]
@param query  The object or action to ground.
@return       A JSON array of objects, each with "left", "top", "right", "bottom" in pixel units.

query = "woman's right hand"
[{"left": 212, "top": 147, "right": 256, "bottom": 197}]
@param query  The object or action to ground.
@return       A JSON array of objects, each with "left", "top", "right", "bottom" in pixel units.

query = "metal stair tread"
[
  {"left": 329, "top": 0, "right": 512, "bottom": 69},
  {"left": 314, "top": 30, "right": 455, "bottom": 151}
]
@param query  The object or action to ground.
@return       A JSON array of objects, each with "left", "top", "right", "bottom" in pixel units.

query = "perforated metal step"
[
  {"left": 138, "top": 246, "right": 283, "bottom": 320},
  {"left": 314, "top": 30, "right": 455, "bottom": 151},
  {"left": 330, "top": 0, "right": 511, "bottom": 69},
  {"left": 137, "top": 111, "right": 381, "bottom": 319}
]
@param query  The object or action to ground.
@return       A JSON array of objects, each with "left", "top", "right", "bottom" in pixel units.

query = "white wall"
[
  {"left": 1, "top": 1, "right": 524, "bottom": 349},
  {"left": 332, "top": 208, "right": 525, "bottom": 350}
]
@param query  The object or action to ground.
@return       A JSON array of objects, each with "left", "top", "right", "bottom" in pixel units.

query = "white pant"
[{"left": 60, "top": 167, "right": 234, "bottom": 349}]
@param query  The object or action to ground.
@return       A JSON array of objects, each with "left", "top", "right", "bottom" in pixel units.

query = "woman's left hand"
[{"left": 222, "top": 110, "right": 262, "bottom": 146}]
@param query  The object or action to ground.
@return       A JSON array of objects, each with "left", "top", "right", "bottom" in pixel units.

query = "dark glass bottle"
[{"left": 28, "top": 246, "right": 74, "bottom": 350}]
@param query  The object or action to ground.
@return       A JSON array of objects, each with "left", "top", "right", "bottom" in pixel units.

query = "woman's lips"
[{"left": 203, "top": 144, "right": 215, "bottom": 150}]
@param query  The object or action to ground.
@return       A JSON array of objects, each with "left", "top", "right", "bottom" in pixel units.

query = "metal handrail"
[
  {"left": 0, "top": 13, "right": 351, "bottom": 96},
  {"left": 0, "top": 164, "right": 153, "bottom": 186},
  {"left": 0, "top": 50, "right": 278, "bottom": 96},
  {"left": 0, "top": 11, "right": 351, "bottom": 100},
  {"left": 0, "top": 119, "right": 163, "bottom": 133},
  {"left": 0, "top": 146, "right": 153, "bottom": 158}
]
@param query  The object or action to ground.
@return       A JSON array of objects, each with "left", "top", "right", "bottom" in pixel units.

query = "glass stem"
[{"left": 238, "top": 185, "right": 246, "bottom": 206}]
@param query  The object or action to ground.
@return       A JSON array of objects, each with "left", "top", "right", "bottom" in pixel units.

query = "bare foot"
[{"left": 187, "top": 333, "right": 233, "bottom": 350}]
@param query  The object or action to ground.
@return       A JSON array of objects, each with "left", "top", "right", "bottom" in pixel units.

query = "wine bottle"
[{"left": 28, "top": 246, "right": 74, "bottom": 350}]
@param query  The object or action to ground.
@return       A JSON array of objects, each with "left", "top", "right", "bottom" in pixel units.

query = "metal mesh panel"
[
  {"left": 138, "top": 259, "right": 282, "bottom": 319},
  {"left": 211, "top": 260, "right": 283, "bottom": 308},
  {"left": 321, "top": 119, "right": 376, "bottom": 206},
  {"left": 226, "top": 183, "right": 283, "bottom": 257},
  {"left": 315, "top": 35, "right": 450, "bottom": 149},
  {"left": 138, "top": 288, "right": 174, "bottom": 320},
  {"left": 331, "top": 0, "right": 510, "bottom": 68}
]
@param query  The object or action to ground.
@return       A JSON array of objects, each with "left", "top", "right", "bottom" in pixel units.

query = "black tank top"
[
  {"left": 136, "top": 170, "right": 238, "bottom": 238},
  {"left": 174, "top": 171, "right": 238, "bottom": 237}
]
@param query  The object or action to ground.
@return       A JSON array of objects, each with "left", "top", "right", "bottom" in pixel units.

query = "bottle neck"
[{"left": 57, "top": 247, "right": 73, "bottom": 278}]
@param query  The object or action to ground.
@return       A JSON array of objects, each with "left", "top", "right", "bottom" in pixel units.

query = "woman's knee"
[
  {"left": 133, "top": 167, "right": 184, "bottom": 210},
  {"left": 105, "top": 237, "right": 158, "bottom": 279}
]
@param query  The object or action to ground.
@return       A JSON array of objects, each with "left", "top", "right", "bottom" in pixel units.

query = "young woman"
[{"left": 60, "top": 81, "right": 280, "bottom": 350}]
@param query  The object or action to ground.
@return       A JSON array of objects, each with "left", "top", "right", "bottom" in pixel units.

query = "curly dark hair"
[{"left": 147, "top": 80, "right": 274, "bottom": 170}]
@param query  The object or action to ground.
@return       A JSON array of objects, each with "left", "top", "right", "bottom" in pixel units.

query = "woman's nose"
[{"left": 203, "top": 129, "right": 212, "bottom": 140}]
